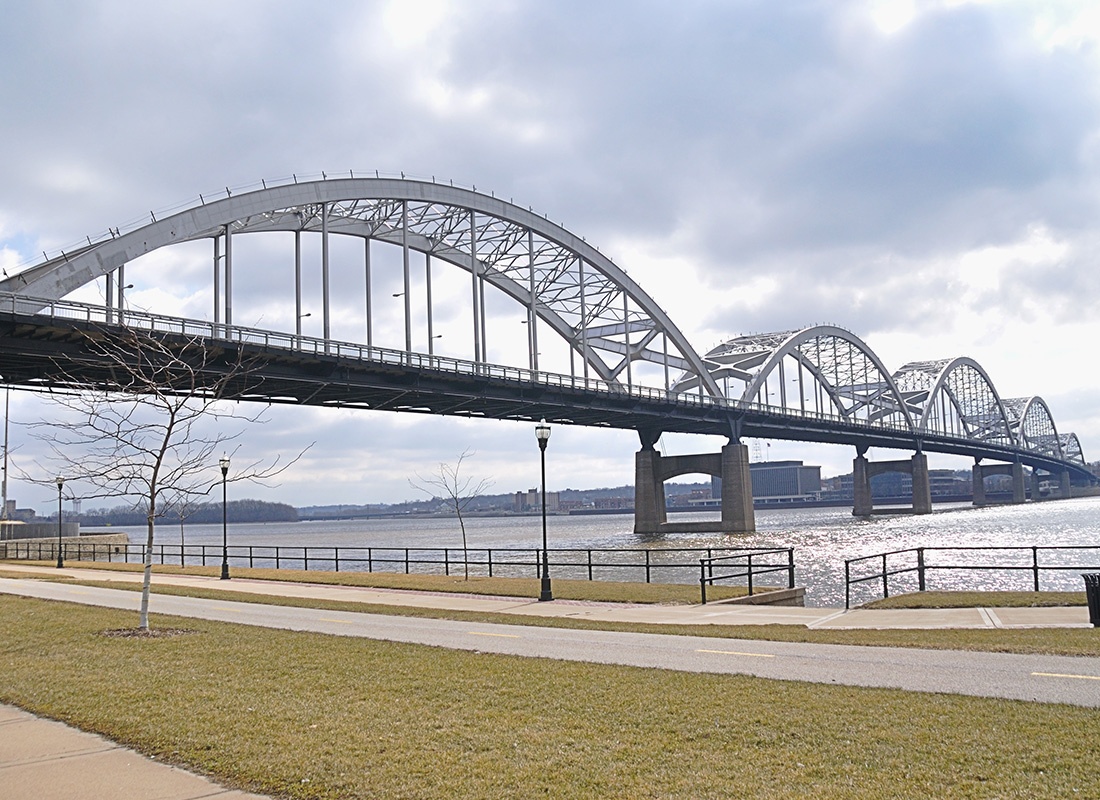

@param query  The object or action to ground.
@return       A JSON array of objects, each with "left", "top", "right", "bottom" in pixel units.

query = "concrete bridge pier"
[
  {"left": 1060, "top": 469, "right": 1072, "bottom": 498},
  {"left": 633, "top": 434, "right": 755, "bottom": 534},
  {"left": 972, "top": 460, "right": 987, "bottom": 507},
  {"left": 972, "top": 461, "right": 1028, "bottom": 505},
  {"left": 1030, "top": 470, "right": 1043, "bottom": 502},
  {"left": 852, "top": 448, "right": 932, "bottom": 516}
]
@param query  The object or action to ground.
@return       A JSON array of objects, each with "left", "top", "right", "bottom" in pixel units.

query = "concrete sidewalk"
[
  {"left": 0, "top": 704, "right": 270, "bottom": 800},
  {"left": 1, "top": 562, "right": 1091, "bottom": 629}
]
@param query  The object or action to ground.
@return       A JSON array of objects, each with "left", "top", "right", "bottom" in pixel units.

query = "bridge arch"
[
  {"left": 1, "top": 176, "right": 721, "bottom": 397},
  {"left": 673, "top": 326, "right": 913, "bottom": 429},
  {"left": 891, "top": 357, "right": 1015, "bottom": 446},
  {"left": 1003, "top": 396, "right": 1062, "bottom": 459},
  {"left": 1060, "top": 432, "right": 1085, "bottom": 465}
]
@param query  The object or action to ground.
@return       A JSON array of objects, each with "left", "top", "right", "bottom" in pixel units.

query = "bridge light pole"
[
  {"left": 535, "top": 419, "right": 552, "bottom": 602},
  {"left": 219, "top": 455, "right": 230, "bottom": 580},
  {"left": 55, "top": 475, "right": 64, "bottom": 568}
]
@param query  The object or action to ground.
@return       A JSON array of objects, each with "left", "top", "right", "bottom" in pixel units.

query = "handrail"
[
  {"left": 1, "top": 541, "right": 778, "bottom": 586},
  {"left": 698, "top": 548, "right": 795, "bottom": 604},
  {"left": 0, "top": 291, "right": 1086, "bottom": 473},
  {"left": 843, "top": 545, "right": 1100, "bottom": 608}
]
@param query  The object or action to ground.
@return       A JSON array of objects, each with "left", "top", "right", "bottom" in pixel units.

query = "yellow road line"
[
  {"left": 318, "top": 617, "right": 354, "bottom": 624},
  {"left": 468, "top": 631, "right": 522, "bottom": 639},
  {"left": 696, "top": 648, "right": 775, "bottom": 658},
  {"left": 1032, "top": 671, "right": 1100, "bottom": 681}
]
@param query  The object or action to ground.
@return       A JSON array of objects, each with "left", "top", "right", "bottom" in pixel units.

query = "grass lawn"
[
  {"left": 863, "top": 590, "right": 1087, "bottom": 609},
  {"left": 1, "top": 594, "right": 1098, "bottom": 799}
]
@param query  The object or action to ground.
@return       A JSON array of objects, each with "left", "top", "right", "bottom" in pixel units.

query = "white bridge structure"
[{"left": 0, "top": 174, "right": 1090, "bottom": 533}]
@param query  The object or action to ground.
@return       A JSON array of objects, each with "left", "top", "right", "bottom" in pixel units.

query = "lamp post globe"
[
  {"left": 55, "top": 475, "right": 64, "bottom": 569},
  {"left": 219, "top": 455, "right": 230, "bottom": 580},
  {"left": 535, "top": 419, "right": 552, "bottom": 602}
]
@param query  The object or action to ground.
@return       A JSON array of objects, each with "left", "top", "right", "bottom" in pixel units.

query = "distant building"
[
  {"left": 513, "top": 489, "right": 560, "bottom": 513},
  {"left": 708, "top": 460, "right": 822, "bottom": 505}
]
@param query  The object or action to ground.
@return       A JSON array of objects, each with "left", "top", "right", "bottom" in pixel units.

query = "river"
[{"left": 103, "top": 496, "right": 1100, "bottom": 607}]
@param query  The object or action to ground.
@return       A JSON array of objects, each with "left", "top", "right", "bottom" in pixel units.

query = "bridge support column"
[
  {"left": 852, "top": 452, "right": 872, "bottom": 517},
  {"left": 1011, "top": 462, "right": 1026, "bottom": 504},
  {"left": 1059, "top": 469, "right": 1072, "bottom": 498},
  {"left": 1030, "top": 470, "right": 1042, "bottom": 502},
  {"left": 972, "top": 461, "right": 987, "bottom": 507},
  {"left": 911, "top": 452, "right": 932, "bottom": 515},
  {"left": 634, "top": 444, "right": 666, "bottom": 535},
  {"left": 720, "top": 441, "right": 755, "bottom": 534}
]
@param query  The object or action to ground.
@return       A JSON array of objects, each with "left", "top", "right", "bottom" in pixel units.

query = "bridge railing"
[
  {"left": 843, "top": 545, "right": 1100, "bottom": 608},
  {"left": 0, "top": 293, "right": 914, "bottom": 427},
  {"left": 2, "top": 540, "right": 792, "bottom": 590},
  {"left": 3, "top": 293, "right": 1078, "bottom": 460},
  {"left": 698, "top": 548, "right": 795, "bottom": 604}
]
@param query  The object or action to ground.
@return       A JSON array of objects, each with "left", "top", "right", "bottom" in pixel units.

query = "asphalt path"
[{"left": 3, "top": 578, "right": 1099, "bottom": 707}]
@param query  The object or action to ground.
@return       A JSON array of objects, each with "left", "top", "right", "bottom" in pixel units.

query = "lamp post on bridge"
[
  {"left": 535, "top": 419, "right": 552, "bottom": 602},
  {"left": 219, "top": 455, "right": 230, "bottom": 580},
  {"left": 55, "top": 475, "right": 64, "bottom": 569}
]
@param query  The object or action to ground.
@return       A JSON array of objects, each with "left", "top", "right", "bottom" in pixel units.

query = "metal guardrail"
[
  {"left": 2, "top": 541, "right": 788, "bottom": 587},
  {"left": 0, "top": 293, "right": 918, "bottom": 430},
  {"left": 698, "top": 548, "right": 795, "bottom": 604},
  {"left": 0, "top": 293, "right": 1087, "bottom": 473},
  {"left": 843, "top": 545, "right": 1100, "bottom": 608}
]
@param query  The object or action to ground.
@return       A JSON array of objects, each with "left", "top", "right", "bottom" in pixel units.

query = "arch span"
[
  {"left": 892, "top": 357, "right": 1014, "bottom": 446},
  {"left": 1003, "top": 396, "right": 1062, "bottom": 459},
  {"left": 1, "top": 176, "right": 721, "bottom": 397},
  {"left": 673, "top": 326, "right": 913, "bottom": 430}
]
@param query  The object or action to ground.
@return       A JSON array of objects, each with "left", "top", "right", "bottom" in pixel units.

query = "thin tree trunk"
[{"left": 139, "top": 510, "right": 154, "bottom": 630}]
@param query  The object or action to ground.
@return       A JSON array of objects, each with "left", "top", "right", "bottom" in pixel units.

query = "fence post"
[
  {"left": 487, "top": 549, "right": 493, "bottom": 578},
  {"left": 335, "top": 547, "right": 340, "bottom": 573},
  {"left": 405, "top": 549, "right": 410, "bottom": 574},
  {"left": 587, "top": 549, "right": 593, "bottom": 581},
  {"left": 645, "top": 550, "right": 651, "bottom": 584},
  {"left": 787, "top": 548, "right": 795, "bottom": 589},
  {"left": 700, "top": 559, "right": 708, "bottom": 605},
  {"left": 304, "top": 547, "right": 309, "bottom": 571},
  {"left": 249, "top": 546, "right": 254, "bottom": 569},
  {"left": 882, "top": 553, "right": 889, "bottom": 599},
  {"left": 275, "top": 547, "right": 280, "bottom": 570},
  {"left": 747, "top": 553, "right": 754, "bottom": 596},
  {"left": 845, "top": 560, "right": 851, "bottom": 610},
  {"left": 445, "top": 548, "right": 450, "bottom": 577},
  {"left": 917, "top": 547, "right": 926, "bottom": 592},
  {"left": 368, "top": 548, "right": 373, "bottom": 574},
  {"left": 1032, "top": 546, "right": 1040, "bottom": 592}
]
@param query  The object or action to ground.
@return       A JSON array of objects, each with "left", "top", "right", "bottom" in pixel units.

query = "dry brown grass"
[{"left": 2, "top": 594, "right": 1099, "bottom": 799}]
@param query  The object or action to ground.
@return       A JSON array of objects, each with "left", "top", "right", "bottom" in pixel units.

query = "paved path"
[
  {"left": 2, "top": 572, "right": 1098, "bottom": 707},
  {"left": 0, "top": 703, "right": 269, "bottom": 800}
]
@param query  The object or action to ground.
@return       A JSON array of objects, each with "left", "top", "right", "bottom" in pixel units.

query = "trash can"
[{"left": 1084, "top": 574, "right": 1100, "bottom": 628}]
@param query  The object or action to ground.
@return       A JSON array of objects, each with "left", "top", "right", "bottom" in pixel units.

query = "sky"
[{"left": 2, "top": 0, "right": 1099, "bottom": 514}]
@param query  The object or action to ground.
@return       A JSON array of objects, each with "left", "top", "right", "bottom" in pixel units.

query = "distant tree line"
[{"left": 75, "top": 499, "right": 298, "bottom": 527}]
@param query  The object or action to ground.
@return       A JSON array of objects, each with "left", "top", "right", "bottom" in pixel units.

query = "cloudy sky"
[{"left": 2, "top": 0, "right": 1099, "bottom": 514}]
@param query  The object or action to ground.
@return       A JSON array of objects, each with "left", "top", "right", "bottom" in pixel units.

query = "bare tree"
[
  {"left": 410, "top": 449, "right": 493, "bottom": 579},
  {"left": 29, "top": 326, "right": 305, "bottom": 630}
]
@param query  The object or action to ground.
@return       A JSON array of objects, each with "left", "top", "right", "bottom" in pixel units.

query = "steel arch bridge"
[{"left": 0, "top": 174, "right": 1091, "bottom": 505}]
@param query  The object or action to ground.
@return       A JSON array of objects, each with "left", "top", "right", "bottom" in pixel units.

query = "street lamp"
[
  {"left": 55, "top": 475, "right": 64, "bottom": 568},
  {"left": 219, "top": 455, "right": 230, "bottom": 580},
  {"left": 535, "top": 419, "right": 552, "bottom": 601}
]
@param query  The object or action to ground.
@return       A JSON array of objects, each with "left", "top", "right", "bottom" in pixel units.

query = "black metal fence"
[
  {"left": 3, "top": 540, "right": 794, "bottom": 592},
  {"left": 698, "top": 548, "right": 795, "bottom": 604},
  {"left": 844, "top": 545, "right": 1100, "bottom": 608}
]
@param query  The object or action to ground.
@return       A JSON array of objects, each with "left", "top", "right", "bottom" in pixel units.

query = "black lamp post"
[
  {"left": 55, "top": 475, "right": 64, "bottom": 568},
  {"left": 219, "top": 455, "right": 230, "bottom": 580},
  {"left": 535, "top": 419, "right": 552, "bottom": 601}
]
